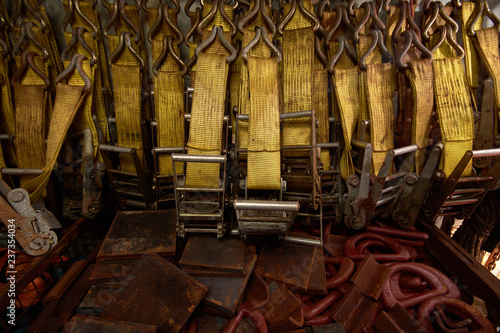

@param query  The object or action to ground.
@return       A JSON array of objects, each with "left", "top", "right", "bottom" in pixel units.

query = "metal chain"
[{"left": 487, "top": 246, "right": 500, "bottom": 271}]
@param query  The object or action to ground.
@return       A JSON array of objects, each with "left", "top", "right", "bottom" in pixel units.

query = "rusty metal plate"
[
  {"left": 245, "top": 272, "right": 270, "bottom": 310},
  {"left": 350, "top": 254, "right": 391, "bottom": 300},
  {"left": 330, "top": 284, "right": 379, "bottom": 332},
  {"left": 374, "top": 304, "right": 428, "bottom": 333},
  {"left": 254, "top": 241, "right": 317, "bottom": 290},
  {"left": 261, "top": 282, "right": 302, "bottom": 326},
  {"left": 268, "top": 306, "right": 304, "bottom": 332},
  {"left": 195, "top": 253, "right": 257, "bottom": 317},
  {"left": 77, "top": 283, "right": 122, "bottom": 316},
  {"left": 179, "top": 235, "right": 247, "bottom": 274},
  {"left": 195, "top": 314, "right": 229, "bottom": 333},
  {"left": 97, "top": 211, "right": 176, "bottom": 261},
  {"left": 307, "top": 246, "right": 327, "bottom": 294},
  {"left": 90, "top": 259, "right": 139, "bottom": 283},
  {"left": 102, "top": 251, "right": 207, "bottom": 332},
  {"left": 311, "top": 323, "right": 346, "bottom": 333},
  {"left": 64, "top": 315, "right": 158, "bottom": 332}
]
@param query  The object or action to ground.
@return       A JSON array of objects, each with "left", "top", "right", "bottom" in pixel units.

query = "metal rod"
[
  {"left": 99, "top": 144, "right": 135, "bottom": 154},
  {"left": 171, "top": 154, "right": 225, "bottom": 163},
  {"left": 392, "top": 144, "right": 418, "bottom": 156},
  {"left": 317, "top": 142, "right": 340, "bottom": 148},
  {"left": 472, "top": 148, "right": 500, "bottom": 158},
  {"left": 1, "top": 168, "right": 44, "bottom": 175},
  {"left": 284, "top": 235, "right": 321, "bottom": 246},
  {"left": 234, "top": 200, "right": 300, "bottom": 212},
  {"left": 152, "top": 147, "right": 184, "bottom": 154},
  {"left": 280, "top": 110, "right": 313, "bottom": 119}
]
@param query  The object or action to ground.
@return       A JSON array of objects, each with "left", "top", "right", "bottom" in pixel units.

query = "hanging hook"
[
  {"left": 195, "top": 26, "right": 237, "bottom": 62},
  {"left": 11, "top": 0, "right": 47, "bottom": 32},
  {"left": 315, "top": 35, "right": 329, "bottom": 67},
  {"left": 347, "top": 0, "right": 355, "bottom": 16},
  {"left": 370, "top": 1, "right": 386, "bottom": 35},
  {"left": 218, "top": 0, "right": 237, "bottom": 36},
  {"left": 197, "top": 0, "right": 220, "bottom": 35},
  {"left": 392, "top": 0, "right": 406, "bottom": 43},
  {"left": 422, "top": 1, "right": 439, "bottom": 41},
  {"left": 278, "top": 0, "right": 297, "bottom": 35},
  {"left": 56, "top": 54, "right": 92, "bottom": 93},
  {"left": 185, "top": 7, "right": 202, "bottom": 47},
  {"left": 468, "top": 0, "right": 500, "bottom": 37},
  {"left": 60, "top": 27, "right": 79, "bottom": 62},
  {"left": 444, "top": 24, "right": 464, "bottom": 59},
  {"left": 108, "top": 31, "right": 146, "bottom": 70},
  {"left": 353, "top": 2, "right": 370, "bottom": 43},
  {"left": 77, "top": 27, "right": 98, "bottom": 66},
  {"left": 241, "top": 26, "right": 282, "bottom": 62},
  {"left": 327, "top": 35, "right": 345, "bottom": 73},
  {"left": 11, "top": 21, "right": 50, "bottom": 62},
  {"left": 164, "top": 3, "right": 186, "bottom": 45},
  {"left": 103, "top": 0, "right": 141, "bottom": 43},
  {"left": 427, "top": 24, "right": 447, "bottom": 53},
  {"left": 260, "top": 0, "right": 277, "bottom": 38},
  {"left": 297, "top": 0, "right": 320, "bottom": 32},
  {"left": 237, "top": 0, "right": 260, "bottom": 33},
  {"left": 60, "top": 0, "right": 75, "bottom": 35},
  {"left": 74, "top": 0, "right": 99, "bottom": 38},
  {"left": 403, "top": 0, "right": 421, "bottom": 37},
  {"left": 325, "top": 5, "right": 343, "bottom": 45},
  {"left": 396, "top": 30, "right": 433, "bottom": 69},
  {"left": 153, "top": 35, "right": 187, "bottom": 75},
  {"left": 11, "top": 50, "right": 50, "bottom": 90}
]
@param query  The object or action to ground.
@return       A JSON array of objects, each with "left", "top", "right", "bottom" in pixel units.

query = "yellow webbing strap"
[
  {"left": 185, "top": 53, "right": 228, "bottom": 188},
  {"left": 433, "top": 57, "right": 474, "bottom": 177},
  {"left": 23, "top": 84, "right": 87, "bottom": 202},
  {"left": 0, "top": 54, "right": 16, "bottom": 165},
  {"left": 64, "top": 58, "right": 98, "bottom": 157},
  {"left": 313, "top": 64, "right": 330, "bottom": 170},
  {"left": 282, "top": 0, "right": 314, "bottom": 149},
  {"left": 247, "top": 56, "right": 281, "bottom": 190},
  {"left": 13, "top": 58, "right": 48, "bottom": 186},
  {"left": 406, "top": 59, "right": 434, "bottom": 174},
  {"left": 426, "top": 4, "right": 456, "bottom": 60},
  {"left": 366, "top": 62, "right": 396, "bottom": 174},
  {"left": 474, "top": 27, "right": 500, "bottom": 130},
  {"left": 459, "top": 2, "right": 483, "bottom": 89},
  {"left": 334, "top": 66, "right": 360, "bottom": 179}
]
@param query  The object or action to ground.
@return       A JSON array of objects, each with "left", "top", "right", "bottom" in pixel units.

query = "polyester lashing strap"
[
  {"left": 313, "top": 62, "right": 330, "bottom": 170},
  {"left": 433, "top": 57, "right": 474, "bottom": 177},
  {"left": 474, "top": 27, "right": 500, "bottom": 131},
  {"left": 334, "top": 66, "right": 360, "bottom": 179},
  {"left": 459, "top": 2, "right": 483, "bottom": 89},
  {"left": 366, "top": 62, "right": 396, "bottom": 174},
  {"left": 247, "top": 56, "right": 281, "bottom": 190},
  {"left": 23, "top": 84, "right": 88, "bottom": 202},
  {"left": 406, "top": 59, "right": 434, "bottom": 174},
  {"left": 0, "top": 54, "right": 16, "bottom": 166},
  {"left": 282, "top": 0, "right": 314, "bottom": 150},
  {"left": 13, "top": 57, "right": 48, "bottom": 186}
]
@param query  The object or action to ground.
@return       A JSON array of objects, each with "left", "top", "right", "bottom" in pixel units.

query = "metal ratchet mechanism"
[{"left": 0, "top": 179, "right": 61, "bottom": 256}]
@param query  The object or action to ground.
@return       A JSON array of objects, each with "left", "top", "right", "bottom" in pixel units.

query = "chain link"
[{"left": 488, "top": 247, "right": 500, "bottom": 272}]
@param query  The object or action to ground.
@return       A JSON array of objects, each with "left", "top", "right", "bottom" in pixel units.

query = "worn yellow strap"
[
  {"left": 366, "top": 62, "right": 396, "bottom": 174},
  {"left": 23, "top": 84, "right": 87, "bottom": 202},
  {"left": 406, "top": 59, "right": 434, "bottom": 174},
  {"left": 334, "top": 66, "right": 360, "bottom": 179},
  {"left": 474, "top": 27, "right": 500, "bottom": 130},
  {"left": 0, "top": 55, "right": 16, "bottom": 166},
  {"left": 247, "top": 56, "right": 281, "bottom": 190},
  {"left": 186, "top": 53, "right": 228, "bottom": 188},
  {"left": 433, "top": 57, "right": 474, "bottom": 177},
  {"left": 459, "top": 2, "right": 483, "bottom": 89},
  {"left": 313, "top": 67, "right": 330, "bottom": 170}
]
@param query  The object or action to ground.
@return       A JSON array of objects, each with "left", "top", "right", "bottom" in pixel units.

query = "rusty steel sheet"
[
  {"left": 89, "top": 259, "right": 139, "bottom": 283},
  {"left": 102, "top": 251, "right": 207, "bottom": 332},
  {"left": 195, "top": 314, "right": 229, "bottom": 333},
  {"left": 64, "top": 314, "right": 159, "bottom": 332},
  {"left": 179, "top": 235, "right": 247, "bottom": 275},
  {"left": 311, "top": 323, "right": 346, "bottom": 333},
  {"left": 324, "top": 235, "right": 347, "bottom": 257},
  {"left": 96, "top": 211, "right": 176, "bottom": 261},
  {"left": 330, "top": 284, "right": 380, "bottom": 332},
  {"left": 195, "top": 253, "right": 258, "bottom": 317},
  {"left": 306, "top": 246, "right": 327, "bottom": 295},
  {"left": 245, "top": 272, "right": 270, "bottom": 310},
  {"left": 254, "top": 242, "right": 318, "bottom": 290},
  {"left": 260, "top": 282, "right": 302, "bottom": 327},
  {"left": 77, "top": 283, "right": 122, "bottom": 316},
  {"left": 350, "top": 254, "right": 391, "bottom": 300},
  {"left": 268, "top": 306, "right": 303, "bottom": 333},
  {"left": 374, "top": 304, "right": 428, "bottom": 333}
]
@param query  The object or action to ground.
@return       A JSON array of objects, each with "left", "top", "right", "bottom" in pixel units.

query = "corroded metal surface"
[
  {"left": 261, "top": 283, "right": 302, "bottom": 326},
  {"left": 350, "top": 254, "right": 390, "bottom": 300},
  {"left": 179, "top": 235, "right": 247, "bottom": 274},
  {"left": 77, "top": 283, "right": 121, "bottom": 316},
  {"left": 64, "top": 315, "right": 159, "bottom": 332},
  {"left": 102, "top": 251, "right": 207, "bottom": 332},
  {"left": 374, "top": 304, "right": 428, "bottom": 333},
  {"left": 306, "top": 246, "right": 327, "bottom": 294},
  {"left": 245, "top": 272, "right": 270, "bottom": 310},
  {"left": 97, "top": 211, "right": 177, "bottom": 261},
  {"left": 89, "top": 259, "right": 139, "bottom": 283}
]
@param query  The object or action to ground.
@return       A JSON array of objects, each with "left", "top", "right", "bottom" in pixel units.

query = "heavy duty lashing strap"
[
  {"left": 0, "top": 38, "right": 16, "bottom": 169},
  {"left": 23, "top": 56, "right": 90, "bottom": 202}
]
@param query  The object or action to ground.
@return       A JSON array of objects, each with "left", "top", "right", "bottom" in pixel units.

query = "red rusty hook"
[{"left": 325, "top": 257, "right": 355, "bottom": 289}]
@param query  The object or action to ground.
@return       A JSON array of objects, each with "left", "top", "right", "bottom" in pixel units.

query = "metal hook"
[
  {"left": 377, "top": 0, "right": 390, "bottom": 13},
  {"left": 278, "top": 0, "right": 297, "bottom": 35},
  {"left": 317, "top": 0, "right": 329, "bottom": 19},
  {"left": 163, "top": 4, "right": 186, "bottom": 45},
  {"left": 56, "top": 54, "right": 92, "bottom": 93},
  {"left": 184, "top": 0, "right": 198, "bottom": 16},
  {"left": 392, "top": 0, "right": 406, "bottom": 44},
  {"left": 237, "top": 0, "right": 260, "bottom": 34},
  {"left": 60, "top": 27, "right": 79, "bottom": 62},
  {"left": 10, "top": 0, "right": 22, "bottom": 31},
  {"left": 427, "top": 24, "right": 447, "bottom": 53},
  {"left": 12, "top": 21, "right": 50, "bottom": 62},
  {"left": 108, "top": 31, "right": 146, "bottom": 70},
  {"left": 77, "top": 28, "right": 98, "bottom": 66},
  {"left": 74, "top": 0, "right": 99, "bottom": 38},
  {"left": 11, "top": 50, "right": 50, "bottom": 90},
  {"left": 197, "top": 0, "right": 219, "bottom": 35},
  {"left": 327, "top": 35, "right": 345, "bottom": 73},
  {"left": 147, "top": 3, "right": 164, "bottom": 43},
  {"left": 20, "top": 0, "right": 47, "bottom": 32},
  {"left": 315, "top": 35, "right": 328, "bottom": 67},
  {"left": 297, "top": 0, "right": 320, "bottom": 32},
  {"left": 104, "top": 0, "right": 141, "bottom": 43},
  {"left": 342, "top": 5, "right": 356, "bottom": 33},
  {"left": 359, "top": 29, "right": 378, "bottom": 70},
  {"left": 0, "top": 38, "right": 9, "bottom": 57},
  {"left": 347, "top": 0, "right": 355, "bottom": 16},
  {"left": 153, "top": 35, "right": 187, "bottom": 75},
  {"left": 404, "top": 0, "right": 421, "bottom": 37},
  {"left": 376, "top": 29, "right": 392, "bottom": 63},
  {"left": 452, "top": 0, "right": 461, "bottom": 7},
  {"left": 422, "top": 1, "right": 439, "bottom": 41},
  {"left": 185, "top": 7, "right": 202, "bottom": 47},
  {"left": 260, "top": 0, "right": 277, "bottom": 38},
  {"left": 195, "top": 26, "right": 237, "bottom": 62},
  {"left": 60, "top": 0, "right": 75, "bottom": 35},
  {"left": 468, "top": 0, "right": 500, "bottom": 37},
  {"left": 445, "top": 24, "right": 464, "bottom": 59},
  {"left": 353, "top": 2, "right": 370, "bottom": 43},
  {"left": 325, "top": 5, "right": 343, "bottom": 45},
  {"left": 218, "top": 0, "right": 237, "bottom": 36},
  {"left": 370, "top": 1, "right": 386, "bottom": 36},
  {"left": 396, "top": 30, "right": 433, "bottom": 69},
  {"left": 241, "top": 26, "right": 282, "bottom": 63}
]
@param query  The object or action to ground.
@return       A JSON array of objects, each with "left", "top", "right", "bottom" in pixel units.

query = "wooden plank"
[
  {"left": 42, "top": 259, "right": 88, "bottom": 305},
  {"left": 420, "top": 221, "right": 500, "bottom": 325}
]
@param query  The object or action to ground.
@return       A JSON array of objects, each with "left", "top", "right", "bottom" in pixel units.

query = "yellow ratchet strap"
[
  {"left": 247, "top": 56, "right": 281, "bottom": 190},
  {"left": 0, "top": 53, "right": 16, "bottom": 165},
  {"left": 406, "top": 59, "right": 434, "bottom": 174},
  {"left": 23, "top": 83, "right": 88, "bottom": 202},
  {"left": 313, "top": 61, "right": 330, "bottom": 170},
  {"left": 474, "top": 27, "right": 500, "bottom": 130},
  {"left": 433, "top": 57, "right": 474, "bottom": 177},
  {"left": 282, "top": 0, "right": 314, "bottom": 150},
  {"left": 366, "top": 62, "right": 396, "bottom": 174},
  {"left": 13, "top": 56, "right": 48, "bottom": 186},
  {"left": 458, "top": 2, "right": 483, "bottom": 89}
]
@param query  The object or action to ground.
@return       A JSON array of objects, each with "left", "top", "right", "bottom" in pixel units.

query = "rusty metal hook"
[
  {"left": 353, "top": 2, "right": 370, "bottom": 43},
  {"left": 237, "top": 0, "right": 260, "bottom": 33},
  {"left": 103, "top": 0, "right": 141, "bottom": 43},
  {"left": 241, "top": 26, "right": 281, "bottom": 63},
  {"left": 60, "top": 0, "right": 75, "bottom": 35},
  {"left": 422, "top": 2, "right": 439, "bottom": 41},
  {"left": 359, "top": 29, "right": 378, "bottom": 70},
  {"left": 218, "top": 0, "right": 237, "bottom": 36},
  {"left": 11, "top": 0, "right": 47, "bottom": 32},
  {"left": 370, "top": 1, "right": 386, "bottom": 36},
  {"left": 376, "top": 29, "right": 392, "bottom": 63},
  {"left": 297, "top": 0, "right": 320, "bottom": 32},
  {"left": 164, "top": 4, "right": 185, "bottom": 45},
  {"left": 427, "top": 24, "right": 447, "bottom": 54},
  {"left": 185, "top": 7, "right": 202, "bottom": 47},
  {"left": 184, "top": 0, "right": 198, "bottom": 15},
  {"left": 195, "top": 25, "right": 237, "bottom": 62},
  {"left": 315, "top": 35, "right": 328, "bottom": 68},
  {"left": 434, "top": 1, "right": 459, "bottom": 34},
  {"left": 108, "top": 31, "right": 146, "bottom": 70},
  {"left": 12, "top": 22, "right": 50, "bottom": 62},
  {"left": 148, "top": 3, "right": 164, "bottom": 43},
  {"left": 260, "top": 0, "right": 277, "bottom": 38},
  {"left": 317, "top": 0, "right": 329, "bottom": 19},
  {"left": 197, "top": 0, "right": 219, "bottom": 35},
  {"left": 347, "top": 0, "right": 355, "bottom": 15},
  {"left": 325, "top": 5, "right": 343, "bottom": 45},
  {"left": 11, "top": 50, "right": 50, "bottom": 90},
  {"left": 56, "top": 54, "right": 92, "bottom": 93},
  {"left": 468, "top": 0, "right": 500, "bottom": 37},
  {"left": 77, "top": 28, "right": 98, "bottom": 66},
  {"left": 74, "top": 0, "right": 99, "bottom": 38},
  {"left": 148, "top": 3, "right": 184, "bottom": 45},
  {"left": 404, "top": 0, "right": 421, "bottom": 37},
  {"left": 396, "top": 30, "right": 433, "bottom": 70},
  {"left": 327, "top": 35, "right": 345, "bottom": 73},
  {"left": 434, "top": 306, "right": 473, "bottom": 330},
  {"left": 153, "top": 35, "right": 187, "bottom": 75},
  {"left": 392, "top": 0, "right": 406, "bottom": 43},
  {"left": 278, "top": 0, "right": 297, "bottom": 35},
  {"left": 60, "top": 27, "right": 79, "bottom": 62},
  {"left": 444, "top": 24, "right": 464, "bottom": 59}
]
